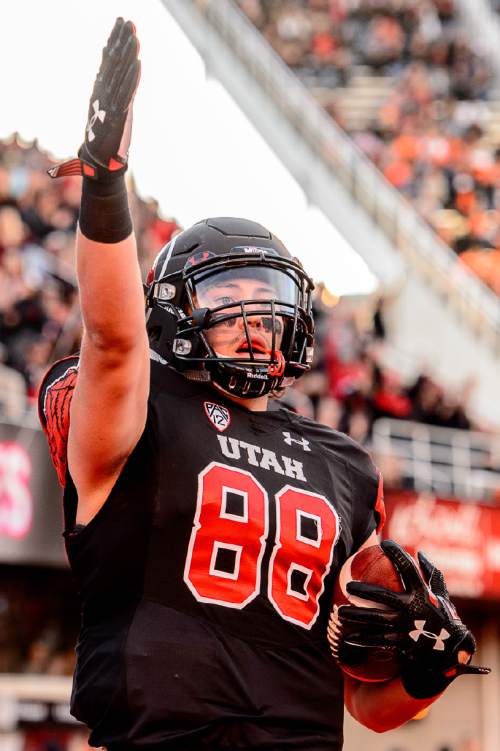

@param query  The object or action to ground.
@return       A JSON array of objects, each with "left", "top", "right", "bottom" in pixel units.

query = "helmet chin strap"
[
  {"left": 267, "top": 350, "right": 285, "bottom": 377},
  {"left": 212, "top": 348, "right": 285, "bottom": 376},
  {"left": 210, "top": 379, "right": 269, "bottom": 406}
]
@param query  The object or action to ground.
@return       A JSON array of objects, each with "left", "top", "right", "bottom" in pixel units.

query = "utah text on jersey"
[{"left": 217, "top": 435, "right": 307, "bottom": 482}]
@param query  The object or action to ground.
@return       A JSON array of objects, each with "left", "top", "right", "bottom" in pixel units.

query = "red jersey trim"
[{"left": 374, "top": 470, "right": 386, "bottom": 534}]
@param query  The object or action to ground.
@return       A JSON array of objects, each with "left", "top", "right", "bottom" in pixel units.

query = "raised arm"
[{"left": 49, "top": 19, "right": 149, "bottom": 524}]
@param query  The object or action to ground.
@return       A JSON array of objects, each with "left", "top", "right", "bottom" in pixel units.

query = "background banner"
[
  {"left": 0, "top": 421, "right": 65, "bottom": 566},
  {"left": 384, "top": 490, "right": 500, "bottom": 599}
]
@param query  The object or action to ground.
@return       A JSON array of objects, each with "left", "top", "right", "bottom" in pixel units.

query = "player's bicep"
[{"left": 67, "top": 331, "right": 150, "bottom": 490}]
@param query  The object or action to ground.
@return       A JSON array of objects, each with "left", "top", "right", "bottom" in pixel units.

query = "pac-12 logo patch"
[{"left": 204, "top": 402, "right": 231, "bottom": 432}]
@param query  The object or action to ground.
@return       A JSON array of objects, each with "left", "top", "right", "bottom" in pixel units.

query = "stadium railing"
[
  {"left": 0, "top": 674, "right": 73, "bottom": 732},
  {"left": 181, "top": 0, "right": 500, "bottom": 350},
  {"left": 372, "top": 417, "right": 500, "bottom": 501}
]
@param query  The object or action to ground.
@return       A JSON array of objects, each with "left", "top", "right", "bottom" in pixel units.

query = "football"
[{"left": 328, "top": 544, "right": 405, "bottom": 682}]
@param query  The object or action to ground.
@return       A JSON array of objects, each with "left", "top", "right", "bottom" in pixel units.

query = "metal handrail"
[
  {"left": 189, "top": 0, "right": 500, "bottom": 347},
  {"left": 372, "top": 417, "right": 500, "bottom": 500}
]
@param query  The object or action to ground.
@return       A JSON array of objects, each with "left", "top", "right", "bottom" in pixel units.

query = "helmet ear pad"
[
  {"left": 146, "top": 306, "right": 178, "bottom": 362},
  {"left": 146, "top": 304, "right": 208, "bottom": 370}
]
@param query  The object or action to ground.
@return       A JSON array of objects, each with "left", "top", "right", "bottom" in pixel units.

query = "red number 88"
[{"left": 184, "top": 462, "right": 339, "bottom": 629}]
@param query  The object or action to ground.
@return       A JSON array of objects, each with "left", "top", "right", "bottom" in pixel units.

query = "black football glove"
[
  {"left": 48, "top": 18, "right": 140, "bottom": 181},
  {"left": 335, "top": 540, "right": 490, "bottom": 698}
]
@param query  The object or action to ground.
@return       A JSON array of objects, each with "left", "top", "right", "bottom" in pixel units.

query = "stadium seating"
[{"left": 236, "top": 0, "right": 500, "bottom": 296}]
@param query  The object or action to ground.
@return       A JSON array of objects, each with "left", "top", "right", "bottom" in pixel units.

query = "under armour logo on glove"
[
  {"left": 409, "top": 620, "right": 450, "bottom": 651},
  {"left": 48, "top": 19, "right": 140, "bottom": 181},
  {"left": 87, "top": 99, "right": 106, "bottom": 142},
  {"left": 283, "top": 432, "right": 311, "bottom": 452}
]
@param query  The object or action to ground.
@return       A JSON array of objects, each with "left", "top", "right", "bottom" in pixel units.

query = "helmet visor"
[
  {"left": 192, "top": 264, "right": 301, "bottom": 313},
  {"left": 190, "top": 264, "right": 303, "bottom": 361}
]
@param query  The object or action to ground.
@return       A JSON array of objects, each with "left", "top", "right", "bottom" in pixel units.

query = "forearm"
[
  {"left": 77, "top": 228, "right": 145, "bottom": 351},
  {"left": 76, "top": 173, "right": 146, "bottom": 351},
  {"left": 344, "top": 675, "right": 441, "bottom": 732}
]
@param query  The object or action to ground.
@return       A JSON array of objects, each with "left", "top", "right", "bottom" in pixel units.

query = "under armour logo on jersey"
[
  {"left": 204, "top": 402, "right": 231, "bottom": 433},
  {"left": 282, "top": 432, "right": 311, "bottom": 452},
  {"left": 409, "top": 620, "right": 450, "bottom": 651},
  {"left": 87, "top": 99, "right": 106, "bottom": 142}
]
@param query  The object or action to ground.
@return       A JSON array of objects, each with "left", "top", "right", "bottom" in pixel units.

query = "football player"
[{"left": 38, "top": 18, "right": 489, "bottom": 751}]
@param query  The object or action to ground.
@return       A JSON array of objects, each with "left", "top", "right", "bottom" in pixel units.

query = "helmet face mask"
[
  {"left": 145, "top": 218, "right": 315, "bottom": 398},
  {"left": 190, "top": 271, "right": 286, "bottom": 362}
]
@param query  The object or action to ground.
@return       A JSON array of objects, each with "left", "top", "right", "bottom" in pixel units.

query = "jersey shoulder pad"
[{"left": 37, "top": 356, "right": 79, "bottom": 487}]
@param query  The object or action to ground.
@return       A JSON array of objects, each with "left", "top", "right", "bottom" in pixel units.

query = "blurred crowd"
[{"left": 237, "top": 0, "right": 500, "bottom": 295}]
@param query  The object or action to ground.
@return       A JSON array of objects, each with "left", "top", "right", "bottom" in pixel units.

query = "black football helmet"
[{"left": 145, "top": 217, "right": 315, "bottom": 398}]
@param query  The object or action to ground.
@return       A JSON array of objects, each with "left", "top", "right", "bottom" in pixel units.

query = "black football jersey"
[{"left": 38, "top": 356, "right": 384, "bottom": 751}]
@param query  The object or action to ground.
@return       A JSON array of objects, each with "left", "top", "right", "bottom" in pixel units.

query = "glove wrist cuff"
[
  {"left": 79, "top": 174, "right": 132, "bottom": 244},
  {"left": 47, "top": 155, "right": 127, "bottom": 182}
]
